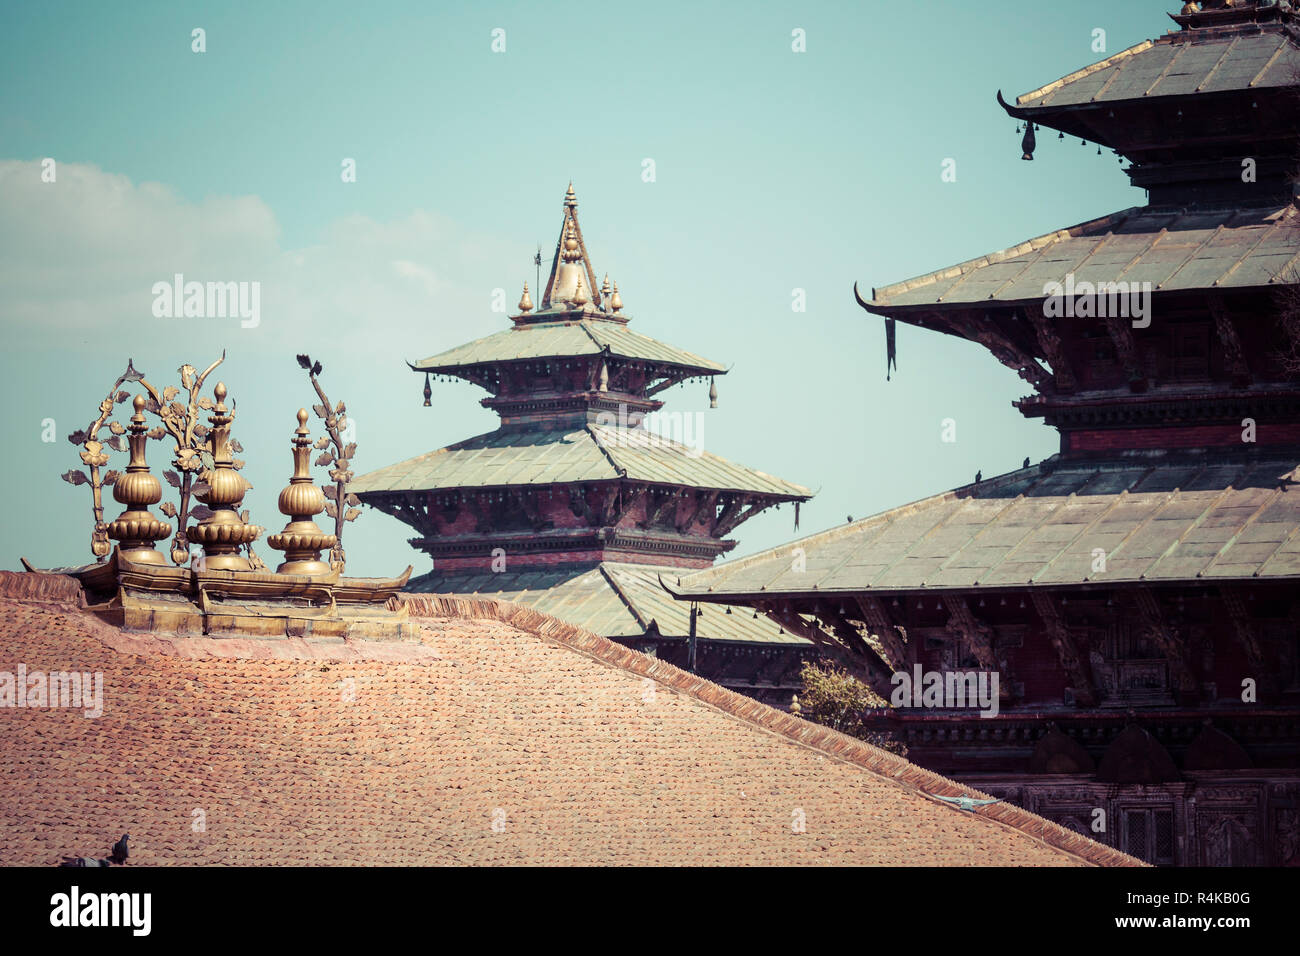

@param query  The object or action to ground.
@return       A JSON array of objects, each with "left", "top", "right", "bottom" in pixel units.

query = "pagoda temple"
[
  {"left": 673, "top": 0, "right": 1300, "bottom": 866},
  {"left": 353, "top": 186, "right": 817, "bottom": 704}
]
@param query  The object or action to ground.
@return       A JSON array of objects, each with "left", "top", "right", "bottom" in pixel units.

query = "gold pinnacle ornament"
[
  {"left": 518, "top": 281, "right": 533, "bottom": 313},
  {"left": 186, "top": 382, "right": 263, "bottom": 571},
  {"left": 267, "top": 408, "right": 336, "bottom": 575},
  {"left": 105, "top": 394, "right": 172, "bottom": 565}
]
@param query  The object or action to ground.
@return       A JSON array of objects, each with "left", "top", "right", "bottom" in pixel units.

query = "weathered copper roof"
[
  {"left": 411, "top": 319, "right": 725, "bottom": 374},
  {"left": 0, "top": 575, "right": 1138, "bottom": 866},
  {"left": 676, "top": 454, "right": 1300, "bottom": 598},
  {"left": 409, "top": 561, "right": 809, "bottom": 645},
  {"left": 353, "top": 424, "right": 811, "bottom": 498},
  {"left": 866, "top": 203, "right": 1300, "bottom": 312},
  {"left": 1015, "top": 25, "right": 1299, "bottom": 111}
]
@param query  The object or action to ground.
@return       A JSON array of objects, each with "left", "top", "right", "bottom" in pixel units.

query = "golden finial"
[
  {"left": 187, "top": 381, "right": 263, "bottom": 571},
  {"left": 791, "top": 694, "right": 801, "bottom": 716},
  {"left": 564, "top": 182, "right": 577, "bottom": 207},
  {"left": 610, "top": 281, "right": 623, "bottom": 313},
  {"left": 267, "top": 408, "right": 336, "bottom": 576},
  {"left": 106, "top": 394, "right": 172, "bottom": 565},
  {"left": 561, "top": 220, "right": 582, "bottom": 263},
  {"left": 572, "top": 274, "right": 588, "bottom": 307},
  {"left": 598, "top": 360, "right": 609, "bottom": 391},
  {"left": 518, "top": 281, "right": 533, "bottom": 313},
  {"left": 600, "top": 274, "right": 612, "bottom": 311}
]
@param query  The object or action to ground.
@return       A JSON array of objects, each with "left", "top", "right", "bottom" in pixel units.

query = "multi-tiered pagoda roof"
[
  {"left": 673, "top": 1, "right": 1300, "bottom": 867},
  {"left": 354, "top": 186, "right": 815, "bottom": 702}
]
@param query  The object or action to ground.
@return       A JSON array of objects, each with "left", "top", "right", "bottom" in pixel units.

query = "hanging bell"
[
  {"left": 708, "top": 377, "right": 718, "bottom": 409},
  {"left": 423, "top": 371, "right": 432, "bottom": 407}
]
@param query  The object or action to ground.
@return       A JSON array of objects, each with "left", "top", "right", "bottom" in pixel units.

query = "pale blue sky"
[{"left": 0, "top": 1, "right": 1172, "bottom": 575}]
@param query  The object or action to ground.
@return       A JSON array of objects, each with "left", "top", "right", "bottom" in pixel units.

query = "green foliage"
[{"left": 796, "top": 660, "right": 908, "bottom": 757}]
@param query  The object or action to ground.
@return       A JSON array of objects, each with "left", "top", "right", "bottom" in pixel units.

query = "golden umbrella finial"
[
  {"left": 106, "top": 394, "right": 171, "bottom": 565},
  {"left": 564, "top": 182, "right": 577, "bottom": 207},
  {"left": 267, "top": 408, "right": 336, "bottom": 576},
  {"left": 561, "top": 220, "right": 582, "bottom": 263},
  {"left": 518, "top": 281, "right": 533, "bottom": 313}
]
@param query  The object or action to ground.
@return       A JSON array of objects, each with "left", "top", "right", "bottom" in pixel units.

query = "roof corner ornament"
[
  {"left": 708, "top": 376, "right": 718, "bottom": 409},
  {"left": 105, "top": 394, "right": 172, "bottom": 566},
  {"left": 1021, "top": 120, "right": 1037, "bottom": 161},
  {"left": 186, "top": 382, "right": 264, "bottom": 572},
  {"left": 297, "top": 353, "right": 361, "bottom": 573},
  {"left": 517, "top": 281, "right": 533, "bottom": 314},
  {"left": 886, "top": 317, "right": 898, "bottom": 381},
  {"left": 610, "top": 280, "right": 623, "bottom": 313}
]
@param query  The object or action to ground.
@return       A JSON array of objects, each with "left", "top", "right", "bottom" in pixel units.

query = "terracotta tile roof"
[{"left": 0, "top": 573, "right": 1139, "bottom": 866}]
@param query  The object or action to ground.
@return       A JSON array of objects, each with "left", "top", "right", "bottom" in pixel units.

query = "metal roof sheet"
[
  {"left": 678, "top": 455, "right": 1300, "bottom": 598},
  {"left": 408, "top": 561, "right": 809, "bottom": 644},
  {"left": 1016, "top": 29, "right": 1299, "bottom": 110},
  {"left": 353, "top": 425, "right": 811, "bottom": 498},
  {"left": 412, "top": 319, "right": 725, "bottom": 372},
  {"left": 868, "top": 204, "right": 1300, "bottom": 310}
]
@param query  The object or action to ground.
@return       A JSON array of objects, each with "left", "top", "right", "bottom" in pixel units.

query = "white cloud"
[{"left": 0, "top": 160, "right": 512, "bottom": 356}]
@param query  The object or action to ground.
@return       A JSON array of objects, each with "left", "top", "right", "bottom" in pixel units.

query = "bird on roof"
[
  {"left": 930, "top": 793, "right": 1001, "bottom": 812},
  {"left": 974, "top": 471, "right": 982, "bottom": 484},
  {"left": 1023, "top": 457, "right": 1031, "bottom": 469},
  {"left": 58, "top": 833, "right": 129, "bottom": 867}
]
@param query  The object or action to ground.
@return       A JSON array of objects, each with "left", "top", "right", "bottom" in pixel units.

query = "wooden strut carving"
[
  {"left": 1030, "top": 592, "right": 1098, "bottom": 707},
  {"left": 1102, "top": 313, "right": 1145, "bottom": 385},
  {"left": 942, "top": 313, "right": 1053, "bottom": 391},
  {"left": 1133, "top": 588, "right": 1198, "bottom": 694},
  {"left": 1026, "top": 307, "right": 1079, "bottom": 392},
  {"left": 855, "top": 595, "right": 909, "bottom": 671},
  {"left": 1221, "top": 587, "right": 1273, "bottom": 694},
  {"left": 765, "top": 605, "right": 894, "bottom": 699},
  {"left": 1208, "top": 295, "right": 1251, "bottom": 385},
  {"left": 942, "top": 595, "right": 1008, "bottom": 698}
]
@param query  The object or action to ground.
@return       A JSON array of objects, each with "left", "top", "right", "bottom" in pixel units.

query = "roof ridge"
[
  {"left": 396, "top": 594, "right": 1144, "bottom": 868},
  {"left": 1015, "top": 39, "right": 1155, "bottom": 107}
]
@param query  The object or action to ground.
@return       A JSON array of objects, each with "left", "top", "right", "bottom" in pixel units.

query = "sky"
[{"left": 0, "top": 0, "right": 1174, "bottom": 576}]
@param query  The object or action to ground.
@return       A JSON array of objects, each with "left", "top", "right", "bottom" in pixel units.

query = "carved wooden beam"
[
  {"left": 568, "top": 487, "right": 596, "bottom": 523},
  {"left": 644, "top": 490, "right": 679, "bottom": 529},
  {"left": 1133, "top": 588, "right": 1197, "bottom": 694},
  {"left": 941, "top": 595, "right": 1000, "bottom": 672},
  {"left": 940, "top": 312, "right": 1054, "bottom": 391},
  {"left": 678, "top": 489, "right": 719, "bottom": 534},
  {"left": 1102, "top": 313, "right": 1146, "bottom": 386},
  {"left": 1221, "top": 586, "right": 1273, "bottom": 694},
  {"left": 765, "top": 605, "right": 892, "bottom": 698},
  {"left": 715, "top": 497, "right": 767, "bottom": 538},
  {"left": 1030, "top": 592, "right": 1098, "bottom": 707},
  {"left": 855, "top": 595, "right": 909, "bottom": 671},
  {"left": 1208, "top": 294, "right": 1251, "bottom": 386},
  {"left": 1026, "top": 308, "right": 1079, "bottom": 393},
  {"left": 645, "top": 374, "right": 685, "bottom": 398}
]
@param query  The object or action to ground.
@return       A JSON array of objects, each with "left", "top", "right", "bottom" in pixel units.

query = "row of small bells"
[{"left": 107, "top": 383, "right": 335, "bottom": 575}]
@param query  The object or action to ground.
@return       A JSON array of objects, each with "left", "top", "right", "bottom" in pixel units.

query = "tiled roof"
[
  {"left": 352, "top": 424, "right": 812, "bottom": 498},
  {"left": 677, "top": 454, "right": 1300, "bottom": 598},
  {"left": 1015, "top": 27, "right": 1300, "bottom": 111},
  {"left": 409, "top": 562, "right": 809, "bottom": 645},
  {"left": 0, "top": 574, "right": 1139, "bottom": 866},
  {"left": 412, "top": 319, "right": 725, "bottom": 373},
  {"left": 866, "top": 204, "right": 1300, "bottom": 312}
]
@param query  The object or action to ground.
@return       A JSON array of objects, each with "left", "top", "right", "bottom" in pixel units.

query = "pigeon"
[
  {"left": 930, "top": 793, "right": 1001, "bottom": 812},
  {"left": 1023, "top": 457, "right": 1031, "bottom": 469},
  {"left": 974, "top": 471, "right": 983, "bottom": 484},
  {"left": 58, "top": 833, "right": 128, "bottom": 868}
]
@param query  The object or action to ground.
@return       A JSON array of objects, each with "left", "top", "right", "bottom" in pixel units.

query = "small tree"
[{"left": 796, "top": 660, "right": 907, "bottom": 757}]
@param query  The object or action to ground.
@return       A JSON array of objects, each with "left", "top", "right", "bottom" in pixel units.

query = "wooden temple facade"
[
  {"left": 353, "top": 186, "right": 818, "bottom": 705},
  {"left": 673, "top": 1, "right": 1300, "bottom": 866}
]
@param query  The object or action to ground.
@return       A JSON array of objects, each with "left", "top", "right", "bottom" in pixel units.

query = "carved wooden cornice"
[{"left": 1027, "top": 308, "right": 1079, "bottom": 393}]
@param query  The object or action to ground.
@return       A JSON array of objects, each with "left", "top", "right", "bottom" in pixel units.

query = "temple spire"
[{"left": 540, "top": 183, "right": 603, "bottom": 311}]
